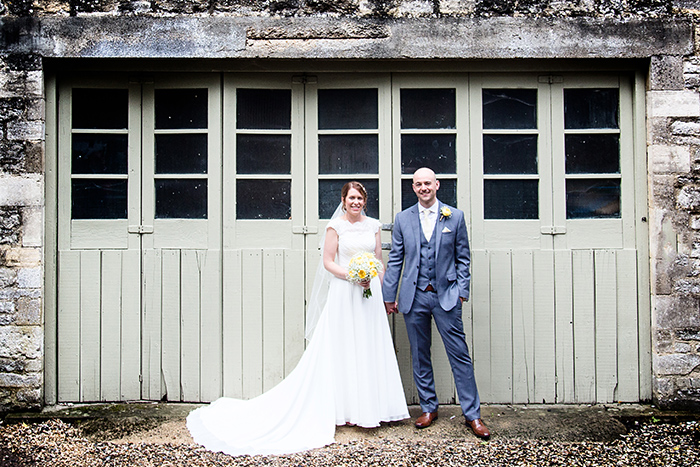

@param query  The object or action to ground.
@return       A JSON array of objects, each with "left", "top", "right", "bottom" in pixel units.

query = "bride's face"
[{"left": 343, "top": 188, "right": 365, "bottom": 215}]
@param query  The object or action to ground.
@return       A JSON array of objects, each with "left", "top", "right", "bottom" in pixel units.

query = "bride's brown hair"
[{"left": 341, "top": 181, "right": 368, "bottom": 210}]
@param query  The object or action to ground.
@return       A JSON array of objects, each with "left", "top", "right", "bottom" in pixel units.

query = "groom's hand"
[{"left": 384, "top": 301, "right": 398, "bottom": 315}]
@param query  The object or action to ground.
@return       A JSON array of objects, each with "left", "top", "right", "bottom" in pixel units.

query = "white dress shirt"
[{"left": 420, "top": 201, "right": 438, "bottom": 241}]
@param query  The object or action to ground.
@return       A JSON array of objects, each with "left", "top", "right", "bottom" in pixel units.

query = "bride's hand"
[{"left": 359, "top": 279, "right": 371, "bottom": 289}]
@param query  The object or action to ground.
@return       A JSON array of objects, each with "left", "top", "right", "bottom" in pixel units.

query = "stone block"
[
  {"left": 674, "top": 342, "right": 693, "bottom": 353},
  {"left": 0, "top": 175, "right": 43, "bottom": 206},
  {"left": 0, "top": 372, "right": 41, "bottom": 388},
  {"left": 649, "top": 145, "right": 691, "bottom": 174},
  {"left": 648, "top": 91, "right": 700, "bottom": 117},
  {"left": 2, "top": 248, "right": 41, "bottom": 268},
  {"left": 654, "top": 353, "right": 700, "bottom": 376},
  {"left": 655, "top": 294, "right": 700, "bottom": 329},
  {"left": 650, "top": 55, "right": 684, "bottom": 90},
  {"left": 15, "top": 388, "right": 41, "bottom": 404},
  {"left": 21, "top": 207, "right": 42, "bottom": 247},
  {"left": 6, "top": 120, "right": 43, "bottom": 142},
  {"left": 0, "top": 268, "right": 17, "bottom": 288},
  {"left": 677, "top": 184, "right": 700, "bottom": 211},
  {"left": 670, "top": 120, "right": 700, "bottom": 136},
  {"left": 17, "top": 268, "right": 41, "bottom": 289},
  {"left": 0, "top": 327, "right": 42, "bottom": 359},
  {"left": 677, "top": 328, "right": 700, "bottom": 340},
  {"left": 16, "top": 298, "right": 40, "bottom": 325}
]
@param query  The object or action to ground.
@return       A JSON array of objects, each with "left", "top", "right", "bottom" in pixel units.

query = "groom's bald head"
[
  {"left": 413, "top": 167, "right": 436, "bottom": 184},
  {"left": 412, "top": 167, "right": 440, "bottom": 208}
]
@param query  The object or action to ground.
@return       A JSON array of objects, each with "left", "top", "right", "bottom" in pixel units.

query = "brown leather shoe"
[
  {"left": 467, "top": 418, "right": 491, "bottom": 440},
  {"left": 415, "top": 411, "right": 438, "bottom": 428}
]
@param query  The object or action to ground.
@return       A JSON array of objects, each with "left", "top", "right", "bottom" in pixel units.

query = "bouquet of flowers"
[{"left": 346, "top": 251, "right": 383, "bottom": 299}]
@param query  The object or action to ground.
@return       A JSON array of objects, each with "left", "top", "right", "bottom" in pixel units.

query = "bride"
[{"left": 187, "top": 181, "right": 409, "bottom": 456}]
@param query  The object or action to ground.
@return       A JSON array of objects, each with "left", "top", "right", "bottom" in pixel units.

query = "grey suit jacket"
[{"left": 383, "top": 201, "right": 471, "bottom": 313}]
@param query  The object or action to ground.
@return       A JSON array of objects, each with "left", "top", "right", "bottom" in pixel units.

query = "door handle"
[
  {"left": 128, "top": 225, "right": 154, "bottom": 234},
  {"left": 540, "top": 226, "right": 566, "bottom": 235},
  {"left": 292, "top": 226, "right": 319, "bottom": 234}
]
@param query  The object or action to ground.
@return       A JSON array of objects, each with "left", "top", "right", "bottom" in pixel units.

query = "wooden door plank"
[
  {"left": 572, "top": 250, "right": 596, "bottom": 403},
  {"left": 617, "top": 249, "right": 640, "bottom": 401},
  {"left": 80, "top": 250, "right": 101, "bottom": 401},
  {"left": 181, "top": 249, "right": 202, "bottom": 401},
  {"left": 489, "top": 251, "right": 513, "bottom": 403},
  {"left": 100, "top": 251, "right": 122, "bottom": 401},
  {"left": 121, "top": 249, "right": 141, "bottom": 400},
  {"left": 263, "top": 250, "right": 285, "bottom": 391},
  {"left": 201, "top": 250, "right": 223, "bottom": 402},
  {"left": 161, "top": 249, "right": 181, "bottom": 401},
  {"left": 554, "top": 250, "right": 575, "bottom": 403},
  {"left": 471, "top": 250, "right": 491, "bottom": 399},
  {"left": 595, "top": 250, "right": 618, "bottom": 403},
  {"left": 242, "top": 249, "right": 264, "bottom": 398},
  {"left": 57, "top": 250, "right": 81, "bottom": 401},
  {"left": 142, "top": 249, "right": 163, "bottom": 401},
  {"left": 223, "top": 250, "right": 243, "bottom": 398},
  {"left": 533, "top": 250, "right": 556, "bottom": 403},
  {"left": 512, "top": 250, "right": 535, "bottom": 403},
  {"left": 284, "top": 249, "right": 305, "bottom": 377}
]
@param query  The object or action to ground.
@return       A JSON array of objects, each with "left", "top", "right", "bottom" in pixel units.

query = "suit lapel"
[
  {"left": 435, "top": 200, "right": 443, "bottom": 260},
  {"left": 409, "top": 203, "right": 421, "bottom": 255}
]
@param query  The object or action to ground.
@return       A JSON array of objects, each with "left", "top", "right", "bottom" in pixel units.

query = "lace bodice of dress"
[{"left": 327, "top": 217, "right": 382, "bottom": 269}]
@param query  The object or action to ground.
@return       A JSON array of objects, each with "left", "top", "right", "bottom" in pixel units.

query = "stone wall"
[
  {"left": 0, "top": 51, "right": 44, "bottom": 411},
  {"left": 0, "top": 0, "right": 699, "bottom": 411}
]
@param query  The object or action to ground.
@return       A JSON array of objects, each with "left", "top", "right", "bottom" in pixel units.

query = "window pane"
[
  {"left": 565, "top": 134, "right": 620, "bottom": 175},
  {"left": 72, "top": 134, "right": 128, "bottom": 175},
  {"left": 401, "top": 135, "right": 456, "bottom": 174},
  {"left": 483, "top": 134, "right": 538, "bottom": 175},
  {"left": 318, "top": 89, "right": 378, "bottom": 130},
  {"left": 237, "top": 89, "right": 291, "bottom": 130},
  {"left": 566, "top": 179, "right": 620, "bottom": 219},
  {"left": 401, "top": 178, "right": 457, "bottom": 211},
  {"left": 72, "top": 89, "right": 128, "bottom": 129},
  {"left": 237, "top": 134, "right": 291, "bottom": 175},
  {"left": 155, "top": 134, "right": 208, "bottom": 174},
  {"left": 155, "top": 179, "right": 207, "bottom": 219},
  {"left": 319, "top": 135, "right": 379, "bottom": 174},
  {"left": 319, "top": 179, "right": 379, "bottom": 219},
  {"left": 483, "top": 89, "right": 537, "bottom": 130},
  {"left": 155, "top": 89, "right": 208, "bottom": 129},
  {"left": 401, "top": 88, "right": 456, "bottom": 129},
  {"left": 237, "top": 180, "right": 291, "bottom": 219},
  {"left": 484, "top": 179, "right": 538, "bottom": 219},
  {"left": 565, "top": 88, "right": 619, "bottom": 129},
  {"left": 72, "top": 179, "right": 127, "bottom": 219}
]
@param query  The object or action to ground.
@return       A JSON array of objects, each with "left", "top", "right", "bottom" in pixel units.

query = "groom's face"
[{"left": 412, "top": 172, "right": 440, "bottom": 207}]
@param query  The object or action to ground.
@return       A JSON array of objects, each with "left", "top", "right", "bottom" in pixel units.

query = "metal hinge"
[
  {"left": 381, "top": 223, "right": 394, "bottom": 231},
  {"left": 128, "top": 225, "right": 154, "bottom": 234}
]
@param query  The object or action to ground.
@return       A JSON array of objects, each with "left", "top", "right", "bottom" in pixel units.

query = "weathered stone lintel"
[{"left": 0, "top": 16, "right": 693, "bottom": 59}]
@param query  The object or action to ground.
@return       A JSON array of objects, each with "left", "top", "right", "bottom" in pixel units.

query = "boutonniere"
[{"left": 440, "top": 206, "right": 452, "bottom": 221}]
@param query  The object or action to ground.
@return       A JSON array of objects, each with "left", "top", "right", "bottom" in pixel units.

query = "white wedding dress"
[{"left": 187, "top": 217, "right": 409, "bottom": 456}]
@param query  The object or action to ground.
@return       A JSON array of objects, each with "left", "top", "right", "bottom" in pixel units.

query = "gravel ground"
[{"left": 0, "top": 417, "right": 698, "bottom": 467}]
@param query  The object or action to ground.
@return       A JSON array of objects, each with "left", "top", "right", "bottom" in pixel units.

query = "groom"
[{"left": 383, "top": 167, "right": 489, "bottom": 440}]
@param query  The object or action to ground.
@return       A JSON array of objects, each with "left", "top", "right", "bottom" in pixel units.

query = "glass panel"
[
  {"left": 319, "top": 135, "right": 379, "bottom": 174},
  {"left": 565, "top": 88, "right": 619, "bottom": 129},
  {"left": 484, "top": 179, "right": 538, "bottom": 219},
  {"left": 155, "top": 134, "right": 208, "bottom": 174},
  {"left": 237, "top": 89, "right": 291, "bottom": 130},
  {"left": 155, "top": 89, "right": 208, "bottom": 129},
  {"left": 483, "top": 89, "right": 537, "bottom": 130},
  {"left": 565, "top": 134, "right": 620, "bottom": 174},
  {"left": 400, "top": 88, "right": 456, "bottom": 129},
  {"left": 237, "top": 134, "right": 291, "bottom": 175},
  {"left": 72, "top": 89, "right": 128, "bottom": 130},
  {"left": 72, "top": 134, "right": 128, "bottom": 175},
  {"left": 155, "top": 179, "right": 207, "bottom": 219},
  {"left": 237, "top": 180, "right": 291, "bottom": 219},
  {"left": 401, "top": 178, "right": 457, "bottom": 211},
  {"left": 566, "top": 179, "right": 620, "bottom": 219},
  {"left": 483, "top": 134, "right": 538, "bottom": 175},
  {"left": 319, "top": 179, "right": 379, "bottom": 219},
  {"left": 401, "top": 135, "right": 456, "bottom": 174},
  {"left": 318, "top": 89, "right": 378, "bottom": 130},
  {"left": 72, "top": 179, "right": 127, "bottom": 219}
]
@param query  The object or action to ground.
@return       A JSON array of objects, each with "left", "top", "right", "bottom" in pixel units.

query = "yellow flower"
[
  {"left": 358, "top": 269, "right": 367, "bottom": 279},
  {"left": 440, "top": 206, "right": 452, "bottom": 220}
]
